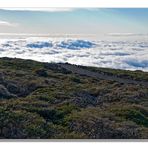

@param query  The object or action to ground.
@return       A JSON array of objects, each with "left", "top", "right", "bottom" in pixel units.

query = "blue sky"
[{"left": 0, "top": 8, "right": 148, "bottom": 34}]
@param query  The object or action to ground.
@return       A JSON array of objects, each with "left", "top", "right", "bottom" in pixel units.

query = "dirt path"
[{"left": 59, "top": 63, "right": 148, "bottom": 86}]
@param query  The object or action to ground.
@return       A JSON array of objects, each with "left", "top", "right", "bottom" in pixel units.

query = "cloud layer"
[
  {"left": 0, "top": 20, "right": 18, "bottom": 27},
  {"left": 0, "top": 36, "right": 148, "bottom": 71}
]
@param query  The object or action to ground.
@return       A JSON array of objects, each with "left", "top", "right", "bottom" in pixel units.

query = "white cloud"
[
  {"left": 0, "top": 36, "right": 148, "bottom": 71},
  {"left": 1, "top": 8, "right": 75, "bottom": 12},
  {"left": 108, "top": 33, "right": 148, "bottom": 36},
  {"left": 0, "top": 20, "right": 18, "bottom": 27}
]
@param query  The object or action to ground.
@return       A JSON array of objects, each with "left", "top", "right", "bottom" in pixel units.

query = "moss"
[
  {"left": 126, "top": 110, "right": 148, "bottom": 127},
  {"left": 110, "top": 105, "right": 148, "bottom": 127}
]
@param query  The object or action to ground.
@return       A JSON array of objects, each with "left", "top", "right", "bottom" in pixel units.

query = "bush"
[{"left": 35, "top": 69, "right": 48, "bottom": 77}]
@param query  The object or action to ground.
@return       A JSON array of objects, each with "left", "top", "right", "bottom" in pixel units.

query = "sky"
[{"left": 0, "top": 8, "right": 148, "bottom": 35}]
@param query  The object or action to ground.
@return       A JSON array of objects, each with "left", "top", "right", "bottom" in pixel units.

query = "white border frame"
[
  {"left": 0, "top": 0, "right": 148, "bottom": 147},
  {"left": 0, "top": 0, "right": 148, "bottom": 8}
]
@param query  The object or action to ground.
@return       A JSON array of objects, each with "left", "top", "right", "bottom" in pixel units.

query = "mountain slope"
[{"left": 0, "top": 57, "right": 148, "bottom": 139}]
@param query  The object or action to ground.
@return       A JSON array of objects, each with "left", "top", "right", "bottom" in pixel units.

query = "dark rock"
[
  {"left": 0, "top": 72, "right": 4, "bottom": 82},
  {"left": 0, "top": 85, "right": 16, "bottom": 99},
  {"left": 72, "top": 91, "right": 99, "bottom": 107},
  {"left": 6, "top": 83, "right": 20, "bottom": 94}
]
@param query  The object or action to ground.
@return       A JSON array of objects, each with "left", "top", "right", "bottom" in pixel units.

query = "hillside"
[{"left": 0, "top": 57, "right": 148, "bottom": 139}]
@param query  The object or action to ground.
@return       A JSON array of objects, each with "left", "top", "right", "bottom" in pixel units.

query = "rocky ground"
[{"left": 0, "top": 57, "right": 148, "bottom": 139}]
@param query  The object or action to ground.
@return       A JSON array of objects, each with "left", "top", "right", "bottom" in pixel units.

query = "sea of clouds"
[{"left": 0, "top": 36, "right": 148, "bottom": 71}]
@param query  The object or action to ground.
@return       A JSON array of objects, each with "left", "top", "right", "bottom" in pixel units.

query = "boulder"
[{"left": 0, "top": 85, "right": 16, "bottom": 99}]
